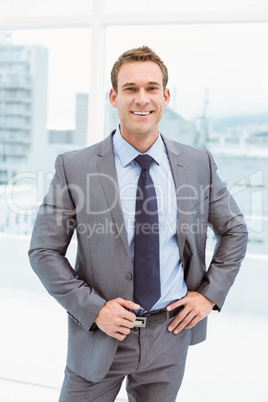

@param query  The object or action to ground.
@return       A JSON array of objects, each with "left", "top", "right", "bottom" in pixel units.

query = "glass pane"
[
  {"left": 105, "top": 23, "right": 268, "bottom": 120},
  {"left": 105, "top": 23, "right": 268, "bottom": 256},
  {"left": 1, "top": 26, "right": 92, "bottom": 248},
  {"left": 0, "top": 26, "right": 92, "bottom": 399}
]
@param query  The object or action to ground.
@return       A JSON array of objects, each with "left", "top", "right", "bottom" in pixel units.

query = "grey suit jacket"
[{"left": 29, "top": 132, "right": 248, "bottom": 382}]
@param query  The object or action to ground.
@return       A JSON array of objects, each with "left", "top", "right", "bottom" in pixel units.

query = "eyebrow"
[
  {"left": 121, "top": 81, "right": 161, "bottom": 89},
  {"left": 121, "top": 82, "right": 135, "bottom": 88}
]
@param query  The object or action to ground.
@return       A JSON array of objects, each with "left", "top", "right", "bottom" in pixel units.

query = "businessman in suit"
[{"left": 29, "top": 46, "right": 248, "bottom": 401}]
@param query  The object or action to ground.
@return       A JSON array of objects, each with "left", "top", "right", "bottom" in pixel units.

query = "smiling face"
[{"left": 109, "top": 61, "right": 170, "bottom": 151}]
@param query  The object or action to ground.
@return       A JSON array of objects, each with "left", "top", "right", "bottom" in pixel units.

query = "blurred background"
[{"left": 0, "top": 1, "right": 268, "bottom": 401}]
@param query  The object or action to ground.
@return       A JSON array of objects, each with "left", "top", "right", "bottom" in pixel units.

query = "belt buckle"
[{"left": 134, "top": 317, "right": 147, "bottom": 328}]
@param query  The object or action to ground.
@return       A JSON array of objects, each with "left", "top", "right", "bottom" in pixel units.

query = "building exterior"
[
  {"left": 0, "top": 43, "right": 48, "bottom": 184},
  {"left": 48, "top": 129, "right": 74, "bottom": 144},
  {"left": 159, "top": 107, "right": 196, "bottom": 146}
]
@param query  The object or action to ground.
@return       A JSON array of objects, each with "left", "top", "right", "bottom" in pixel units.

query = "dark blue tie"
[{"left": 134, "top": 154, "right": 161, "bottom": 311}]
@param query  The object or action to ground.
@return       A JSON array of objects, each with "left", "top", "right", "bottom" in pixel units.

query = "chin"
[{"left": 134, "top": 125, "right": 158, "bottom": 135}]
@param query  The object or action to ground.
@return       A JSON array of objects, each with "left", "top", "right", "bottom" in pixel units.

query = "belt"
[{"left": 134, "top": 305, "right": 184, "bottom": 328}]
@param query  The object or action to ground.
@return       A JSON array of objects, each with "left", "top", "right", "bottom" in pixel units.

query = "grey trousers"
[{"left": 59, "top": 318, "right": 191, "bottom": 402}]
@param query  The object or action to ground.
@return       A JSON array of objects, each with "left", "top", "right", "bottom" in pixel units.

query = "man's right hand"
[{"left": 94, "top": 298, "right": 140, "bottom": 341}]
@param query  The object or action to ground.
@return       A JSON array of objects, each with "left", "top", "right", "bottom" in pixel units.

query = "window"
[{"left": 1, "top": 4, "right": 267, "bottom": 401}]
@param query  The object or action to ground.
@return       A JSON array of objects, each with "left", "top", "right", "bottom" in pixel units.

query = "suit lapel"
[
  {"left": 162, "top": 136, "right": 188, "bottom": 264},
  {"left": 95, "top": 133, "right": 190, "bottom": 267},
  {"left": 96, "top": 134, "right": 131, "bottom": 262}
]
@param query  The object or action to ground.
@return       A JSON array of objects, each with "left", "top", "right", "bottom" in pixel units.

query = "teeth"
[{"left": 133, "top": 111, "right": 151, "bottom": 115}]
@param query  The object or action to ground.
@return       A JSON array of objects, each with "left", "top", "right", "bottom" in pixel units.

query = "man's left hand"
[{"left": 167, "top": 291, "right": 215, "bottom": 334}]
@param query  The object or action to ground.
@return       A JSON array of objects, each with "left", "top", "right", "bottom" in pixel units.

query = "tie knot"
[{"left": 135, "top": 154, "right": 154, "bottom": 171}]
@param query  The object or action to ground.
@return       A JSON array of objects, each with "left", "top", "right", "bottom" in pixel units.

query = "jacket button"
[{"left": 125, "top": 272, "right": 133, "bottom": 281}]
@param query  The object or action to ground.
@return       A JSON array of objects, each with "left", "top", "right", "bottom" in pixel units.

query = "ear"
[
  {"left": 109, "top": 88, "right": 118, "bottom": 108},
  {"left": 163, "top": 88, "right": 170, "bottom": 107}
]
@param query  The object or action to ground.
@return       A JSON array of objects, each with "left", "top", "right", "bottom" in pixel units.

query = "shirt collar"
[{"left": 113, "top": 125, "right": 164, "bottom": 168}]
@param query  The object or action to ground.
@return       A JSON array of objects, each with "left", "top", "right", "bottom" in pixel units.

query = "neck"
[{"left": 120, "top": 128, "right": 159, "bottom": 153}]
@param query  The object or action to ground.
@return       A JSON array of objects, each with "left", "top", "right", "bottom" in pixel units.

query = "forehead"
[{"left": 117, "top": 61, "right": 163, "bottom": 87}]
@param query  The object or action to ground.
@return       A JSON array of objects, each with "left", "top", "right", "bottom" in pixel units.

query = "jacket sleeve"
[
  {"left": 197, "top": 150, "right": 248, "bottom": 310},
  {"left": 28, "top": 154, "right": 106, "bottom": 331}
]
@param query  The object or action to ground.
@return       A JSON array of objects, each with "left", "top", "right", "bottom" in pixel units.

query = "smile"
[{"left": 132, "top": 111, "right": 153, "bottom": 116}]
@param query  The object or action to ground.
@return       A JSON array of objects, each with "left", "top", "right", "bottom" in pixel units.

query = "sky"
[{"left": 6, "top": 21, "right": 268, "bottom": 129}]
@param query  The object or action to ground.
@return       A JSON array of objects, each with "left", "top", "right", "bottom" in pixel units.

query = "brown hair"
[{"left": 111, "top": 46, "right": 169, "bottom": 92}]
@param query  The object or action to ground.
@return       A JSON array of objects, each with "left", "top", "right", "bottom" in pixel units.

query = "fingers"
[
  {"left": 94, "top": 298, "right": 139, "bottom": 341},
  {"left": 167, "top": 292, "right": 215, "bottom": 335},
  {"left": 115, "top": 298, "right": 140, "bottom": 324},
  {"left": 104, "top": 315, "right": 135, "bottom": 341},
  {"left": 113, "top": 315, "right": 135, "bottom": 330},
  {"left": 115, "top": 333, "right": 127, "bottom": 341},
  {"left": 167, "top": 306, "right": 192, "bottom": 334},
  {"left": 118, "top": 298, "right": 140, "bottom": 311},
  {"left": 185, "top": 316, "right": 200, "bottom": 329},
  {"left": 166, "top": 300, "right": 184, "bottom": 311},
  {"left": 110, "top": 319, "right": 133, "bottom": 341},
  {"left": 168, "top": 309, "right": 196, "bottom": 334}
]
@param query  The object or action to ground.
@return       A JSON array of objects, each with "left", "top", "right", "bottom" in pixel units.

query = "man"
[{"left": 29, "top": 46, "right": 248, "bottom": 401}]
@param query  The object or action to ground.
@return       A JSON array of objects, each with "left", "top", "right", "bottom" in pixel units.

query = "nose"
[{"left": 135, "top": 89, "right": 149, "bottom": 106}]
